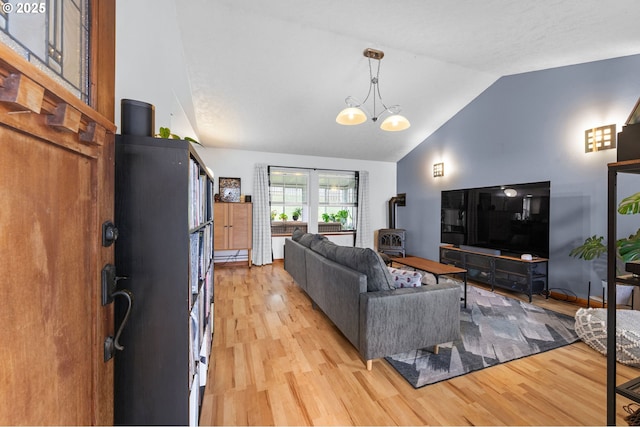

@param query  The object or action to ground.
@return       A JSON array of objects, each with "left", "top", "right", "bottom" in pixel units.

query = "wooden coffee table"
[{"left": 391, "top": 256, "right": 468, "bottom": 308}]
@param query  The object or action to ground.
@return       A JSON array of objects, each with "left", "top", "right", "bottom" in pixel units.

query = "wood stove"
[
  {"left": 378, "top": 228, "right": 406, "bottom": 257},
  {"left": 377, "top": 193, "right": 407, "bottom": 257}
]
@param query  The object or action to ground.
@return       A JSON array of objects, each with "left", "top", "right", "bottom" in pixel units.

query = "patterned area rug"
[{"left": 385, "top": 284, "right": 579, "bottom": 388}]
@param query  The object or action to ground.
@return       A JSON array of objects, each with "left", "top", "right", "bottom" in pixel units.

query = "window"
[
  {"left": 318, "top": 171, "right": 357, "bottom": 230},
  {"left": 0, "top": 0, "right": 90, "bottom": 102},
  {"left": 269, "top": 167, "right": 358, "bottom": 234},
  {"left": 269, "top": 167, "right": 309, "bottom": 222}
]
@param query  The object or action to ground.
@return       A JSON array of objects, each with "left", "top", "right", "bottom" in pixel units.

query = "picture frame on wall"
[{"left": 219, "top": 177, "right": 241, "bottom": 202}]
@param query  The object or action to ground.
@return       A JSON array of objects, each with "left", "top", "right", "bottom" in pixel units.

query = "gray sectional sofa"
[{"left": 284, "top": 230, "right": 461, "bottom": 370}]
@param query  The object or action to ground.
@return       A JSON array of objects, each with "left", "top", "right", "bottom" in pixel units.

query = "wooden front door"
[{"left": 0, "top": 42, "right": 116, "bottom": 424}]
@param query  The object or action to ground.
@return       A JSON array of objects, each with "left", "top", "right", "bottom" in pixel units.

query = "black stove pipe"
[{"left": 388, "top": 193, "right": 406, "bottom": 229}]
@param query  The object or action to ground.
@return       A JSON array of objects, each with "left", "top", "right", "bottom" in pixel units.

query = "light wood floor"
[{"left": 199, "top": 261, "right": 640, "bottom": 426}]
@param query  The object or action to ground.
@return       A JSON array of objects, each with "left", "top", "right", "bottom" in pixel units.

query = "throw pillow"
[{"left": 386, "top": 267, "right": 422, "bottom": 288}]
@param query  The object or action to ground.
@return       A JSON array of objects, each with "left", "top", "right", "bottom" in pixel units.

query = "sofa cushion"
[
  {"left": 298, "top": 232, "right": 325, "bottom": 248},
  {"left": 326, "top": 246, "right": 396, "bottom": 292},
  {"left": 386, "top": 267, "right": 422, "bottom": 288},
  {"left": 310, "top": 238, "right": 338, "bottom": 259},
  {"left": 291, "top": 227, "right": 305, "bottom": 242}
]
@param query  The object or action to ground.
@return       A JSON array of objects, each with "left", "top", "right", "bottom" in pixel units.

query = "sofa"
[{"left": 284, "top": 230, "right": 461, "bottom": 370}]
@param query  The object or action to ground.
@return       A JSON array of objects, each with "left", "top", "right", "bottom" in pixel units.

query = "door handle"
[
  {"left": 110, "top": 289, "right": 134, "bottom": 351},
  {"left": 102, "top": 264, "right": 134, "bottom": 361}
]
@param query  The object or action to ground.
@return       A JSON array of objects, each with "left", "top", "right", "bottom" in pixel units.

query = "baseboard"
[{"left": 214, "top": 261, "right": 249, "bottom": 268}]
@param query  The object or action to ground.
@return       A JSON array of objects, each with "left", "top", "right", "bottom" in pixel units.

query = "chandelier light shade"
[
  {"left": 381, "top": 114, "right": 411, "bottom": 131},
  {"left": 336, "top": 106, "right": 367, "bottom": 125},
  {"left": 336, "top": 48, "right": 410, "bottom": 131}
]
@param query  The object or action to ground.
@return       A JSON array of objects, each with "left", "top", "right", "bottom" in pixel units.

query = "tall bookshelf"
[{"left": 113, "top": 135, "right": 214, "bottom": 426}]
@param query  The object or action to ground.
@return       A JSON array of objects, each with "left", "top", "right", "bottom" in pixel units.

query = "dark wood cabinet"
[{"left": 114, "top": 135, "right": 214, "bottom": 425}]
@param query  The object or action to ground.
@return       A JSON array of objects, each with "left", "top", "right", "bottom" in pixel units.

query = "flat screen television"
[{"left": 441, "top": 181, "right": 550, "bottom": 258}]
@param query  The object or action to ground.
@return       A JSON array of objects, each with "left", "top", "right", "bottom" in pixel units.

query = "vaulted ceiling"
[{"left": 175, "top": 0, "right": 640, "bottom": 162}]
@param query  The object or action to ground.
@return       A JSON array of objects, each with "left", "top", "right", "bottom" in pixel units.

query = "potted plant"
[
  {"left": 156, "top": 127, "right": 202, "bottom": 146},
  {"left": 271, "top": 209, "right": 277, "bottom": 221},
  {"left": 321, "top": 213, "right": 335, "bottom": 223},
  {"left": 335, "top": 209, "right": 350, "bottom": 227},
  {"left": 570, "top": 191, "right": 640, "bottom": 305},
  {"left": 292, "top": 207, "right": 302, "bottom": 221},
  {"left": 279, "top": 212, "right": 288, "bottom": 221},
  {"left": 570, "top": 192, "right": 640, "bottom": 263}
]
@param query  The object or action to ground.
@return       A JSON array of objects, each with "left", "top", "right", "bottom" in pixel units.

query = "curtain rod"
[{"left": 267, "top": 165, "right": 359, "bottom": 173}]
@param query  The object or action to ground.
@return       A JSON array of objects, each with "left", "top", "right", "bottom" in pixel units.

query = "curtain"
[
  {"left": 252, "top": 163, "right": 273, "bottom": 265},
  {"left": 355, "top": 170, "right": 372, "bottom": 248}
]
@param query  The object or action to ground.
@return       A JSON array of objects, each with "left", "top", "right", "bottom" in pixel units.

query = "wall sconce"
[
  {"left": 585, "top": 124, "right": 616, "bottom": 153},
  {"left": 433, "top": 162, "right": 444, "bottom": 177}
]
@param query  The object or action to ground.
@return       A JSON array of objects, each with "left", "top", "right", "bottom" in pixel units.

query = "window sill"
[{"left": 272, "top": 231, "right": 356, "bottom": 237}]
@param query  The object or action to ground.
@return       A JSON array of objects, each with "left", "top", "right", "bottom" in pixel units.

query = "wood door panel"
[
  {"left": 229, "top": 203, "right": 251, "bottom": 249},
  {"left": 0, "top": 30, "right": 116, "bottom": 424},
  {"left": 0, "top": 129, "right": 96, "bottom": 425},
  {"left": 213, "top": 202, "right": 228, "bottom": 249}
]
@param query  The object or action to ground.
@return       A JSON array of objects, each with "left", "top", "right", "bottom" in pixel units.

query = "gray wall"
[{"left": 396, "top": 54, "right": 640, "bottom": 300}]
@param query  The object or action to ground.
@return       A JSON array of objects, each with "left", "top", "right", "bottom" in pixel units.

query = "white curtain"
[
  {"left": 355, "top": 170, "right": 372, "bottom": 248},
  {"left": 252, "top": 164, "right": 273, "bottom": 265}
]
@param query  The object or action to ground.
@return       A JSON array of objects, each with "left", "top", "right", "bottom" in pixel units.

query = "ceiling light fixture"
[
  {"left": 336, "top": 48, "right": 410, "bottom": 132},
  {"left": 504, "top": 188, "right": 518, "bottom": 198}
]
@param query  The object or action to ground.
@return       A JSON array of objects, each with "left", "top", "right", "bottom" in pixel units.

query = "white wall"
[
  {"left": 194, "top": 147, "right": 397, "bottom": 260},
  {"left": 115, "top": 0, "right": 198, "bottom": 139}
]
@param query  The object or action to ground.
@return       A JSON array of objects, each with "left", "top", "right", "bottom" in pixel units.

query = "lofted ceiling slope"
[{"left": 175, "top": 0, "right": 640, "bottom": 162}]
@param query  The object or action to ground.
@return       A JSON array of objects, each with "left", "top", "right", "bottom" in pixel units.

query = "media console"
[{"left": 439, "top": 245, "right": 548, "bottom": 302}]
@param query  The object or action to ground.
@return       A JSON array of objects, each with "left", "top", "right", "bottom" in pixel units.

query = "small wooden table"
[{"left": 392, "top": 256, "right": 468, "bottom": 308}]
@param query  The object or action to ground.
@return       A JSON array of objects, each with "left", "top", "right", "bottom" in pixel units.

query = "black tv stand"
[{"left": 440, "top": 245, "right": 549, "bottom": 302}]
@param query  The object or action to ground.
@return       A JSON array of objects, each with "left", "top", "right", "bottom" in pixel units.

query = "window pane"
[
  {"left": 318, "top": 171, "right": 357, "bottom": 230},
  {"left": 0, "top": 0, "right": 90, "bottom": 102},
  {"left": 269, "top": 168, "right": 309, "bottom": 222},
  {"left": 269, "top": 167, "right": 358, "bottom": 233}
]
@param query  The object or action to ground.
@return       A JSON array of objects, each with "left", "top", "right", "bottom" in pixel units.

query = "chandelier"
[{"left": 336, "top": 48, "right": 410, "bottom": 131}]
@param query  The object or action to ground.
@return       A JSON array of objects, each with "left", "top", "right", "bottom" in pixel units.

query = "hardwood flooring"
[{"left": 199, "top": 261, "right": 640, "bottom": 426}]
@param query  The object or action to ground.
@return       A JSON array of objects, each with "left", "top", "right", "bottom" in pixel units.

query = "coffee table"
[{"left": 391, "top": 256, "right": 468, "bottom": 308}]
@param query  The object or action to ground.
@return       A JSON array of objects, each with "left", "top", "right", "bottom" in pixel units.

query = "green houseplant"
[
  {"left": 335, "top": 209, "right": 350, "bottom": 225},
  {"left": 279, "top": 212, "right": 288, "bottom": 221},
  {"left": 570, "top": 192, "right": 640, "bottom": 264},
  {"left": 292, "top": 207, "right": 302, "bottom": 221},
  {"left": 156, "top": 127, "right": 202, "bottom": 146},
  {"left": 570, "top": 192, "right": 640, "bottom": 306},
  {"left": 321, "top": 213, "right": 335, "bottom": 222}
]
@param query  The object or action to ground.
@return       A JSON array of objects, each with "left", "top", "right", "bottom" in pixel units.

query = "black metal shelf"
[{"left": 607, "top": 159, "right": 640, "bottom": 425}]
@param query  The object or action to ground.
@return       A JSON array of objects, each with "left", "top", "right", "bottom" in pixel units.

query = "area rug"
[{"left": 385, "top": 284, "right": 579, "bottom": 388}]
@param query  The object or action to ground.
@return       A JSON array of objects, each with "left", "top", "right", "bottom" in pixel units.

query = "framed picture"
[{"left": 219, "top": 177, "right": 241, "bottom": 202}]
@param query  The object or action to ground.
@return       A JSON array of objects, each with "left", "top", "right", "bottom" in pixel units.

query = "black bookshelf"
[{"left": 113, "top": 135, "right": 214, "bottom": 426}]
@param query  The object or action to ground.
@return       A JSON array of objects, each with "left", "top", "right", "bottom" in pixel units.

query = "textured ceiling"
[{"left": 176, "top": 0, "right": 640, "bottom": 162}]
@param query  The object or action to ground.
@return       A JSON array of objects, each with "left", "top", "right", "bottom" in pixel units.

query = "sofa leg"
[
  {"left": 433, "top": 345, "right": 439, "bottom": 355},
  {"left": 366, "top": 360, "right": 373, "bottom": 371}
]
